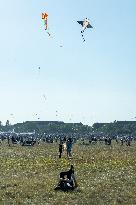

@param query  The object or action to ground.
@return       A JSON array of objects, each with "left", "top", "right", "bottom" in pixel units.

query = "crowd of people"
[
  {"left": 0, "top": 131, "right": 135, "bottom": 148},
  {"left": 0, "top": 131, "right": 135, "bottom": 193}
]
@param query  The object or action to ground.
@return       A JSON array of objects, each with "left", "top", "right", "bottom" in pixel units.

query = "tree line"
[{"left": 0, "top": 120, "right": 136, "bottom": 136}]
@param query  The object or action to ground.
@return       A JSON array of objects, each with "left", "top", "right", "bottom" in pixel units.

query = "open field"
[{"left": 0, "top": 140, "right": 136, "bottom": 205}]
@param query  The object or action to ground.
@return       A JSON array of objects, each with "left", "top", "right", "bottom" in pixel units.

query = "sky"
[{"left": 0, "top": 0, "right": 136, "bottom": 126}]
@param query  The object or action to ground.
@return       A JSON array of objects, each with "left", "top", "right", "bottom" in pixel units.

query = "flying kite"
[
  {"left": 132, "top": 116, "right": 136, "bottom": 119},
  {"left": 43, "top": 94, "right": 47, "bottom": 101},
  {"left": 77, "top": 18, "right": 93, "bottom": 42},
  {"left": 59, "top": 40, "right": 63, "bottom": 48},
  {"left": 42, "top": 12, "right": 48, "bottom": 30},
  {"left": 42, "top": 12, "right": 52, "bottom": 37}
]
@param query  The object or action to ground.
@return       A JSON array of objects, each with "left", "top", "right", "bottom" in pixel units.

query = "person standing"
[
  {"left": 59, "top": 140, "right": 63, "bottom": 158},
  {"left": 66, "top": 137, "right": 73, "bottom": 158}
]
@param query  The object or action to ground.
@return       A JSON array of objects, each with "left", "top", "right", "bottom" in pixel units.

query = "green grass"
[{"left": 0, "top": 140, "right": 136, "bottom": 205}]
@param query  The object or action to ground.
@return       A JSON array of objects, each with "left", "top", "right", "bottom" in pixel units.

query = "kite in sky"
[
  {"left": 42, "top": 12, "right": 52, "bottom": 37},
  {"left": 77, "top": 18, "right": 93, "bottom": 42},
  {"left": 43, "top": 94, "right": 47, "bottom": 101},
  {"left": 42, "top": 12, "right": 48, "bottom": 30},
  {"left": 41, "top": 12, "right": 63, "bottom": 46}
]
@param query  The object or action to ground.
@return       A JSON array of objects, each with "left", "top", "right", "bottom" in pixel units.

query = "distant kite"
[
  {"left": 43, "top": 94, "right": 47, "bottom": 101},
  {"left": 42, "top": 12, "right": 52, "bottom": 37},
  {"left": 59, "top": 40, "right": 63, "bottom": 48},
  {"left": 77, "top": 18, "right": 93, "bottom": 42},
  {"left": 42, "top": 12, "right": 48, "bottom": 30}
]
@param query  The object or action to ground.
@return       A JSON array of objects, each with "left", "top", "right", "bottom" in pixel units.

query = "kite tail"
[
  {"left": 44, "top": 18, "right": 48, "bottom": 30},
  {"left": 81, "top": 30, "right": 85, "bottom": 42}
]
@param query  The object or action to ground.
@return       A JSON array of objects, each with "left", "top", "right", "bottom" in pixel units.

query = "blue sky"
[{"left": 0, "top": 0, "right": 136, "bottom": 125}]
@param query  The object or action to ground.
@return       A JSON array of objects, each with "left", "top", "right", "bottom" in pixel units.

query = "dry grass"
[{"left": 0, "top": 140, "right": 136, "bottom": 205}]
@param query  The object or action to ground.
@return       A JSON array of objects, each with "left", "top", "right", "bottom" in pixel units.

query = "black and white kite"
[{"left": 77, "top": 18, "right": 93, "bottom": 42}]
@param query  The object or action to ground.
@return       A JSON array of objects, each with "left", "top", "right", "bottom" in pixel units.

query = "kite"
[
  {"left": 42, "top": 12, "right": 48, "bottom": 30},
  {"left": 43, "top": 94, "right": 47, "bottom": 101},
  {"left": 42, "top": 12, "right": 52, "bottom": 37},
  {"left": 47, "top": 31, "right": 51, "bottom": 37},
  {"left": 77, "top": 18, "right": 93, "bottom": 42},
  {"left": 59, "top": 40, "right": 63, "bottom": 48},
  {"left": 132, "top": 116, "right": 136, "bottom": 119},
  {"left": 56, "top": 110, "right": 58, "bottom": 117}
]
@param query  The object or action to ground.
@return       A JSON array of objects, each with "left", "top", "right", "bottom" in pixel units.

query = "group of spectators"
[{"left": 116, "top": 136, "right": 132, "bottom": 146}]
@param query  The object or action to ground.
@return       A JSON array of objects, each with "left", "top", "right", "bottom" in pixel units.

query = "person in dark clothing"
[
  {"left": 105, "top": 137, "right": 108, "bottom": 145},
  {"left": 7, "top": 136, "right": 10, "bottom": 146},
  {"left": 66, "top": 137, "right": 73, "bottom": 158},
  {"left": 59, "top": 140, "right": 63, "bottom": 158},
  {"left": 108, "top": 137, "right": 111, "bottom": 145},
  {"left": 55, "top": 165, "right": 78, "bottom": 191},
  {"left": 120, "top": 138, "right": 124, "bottom": 145}
]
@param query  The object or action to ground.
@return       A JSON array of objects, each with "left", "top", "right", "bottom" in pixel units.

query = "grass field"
[{"left": 0, "top": 140, "right": 136, "bottom": 205}]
